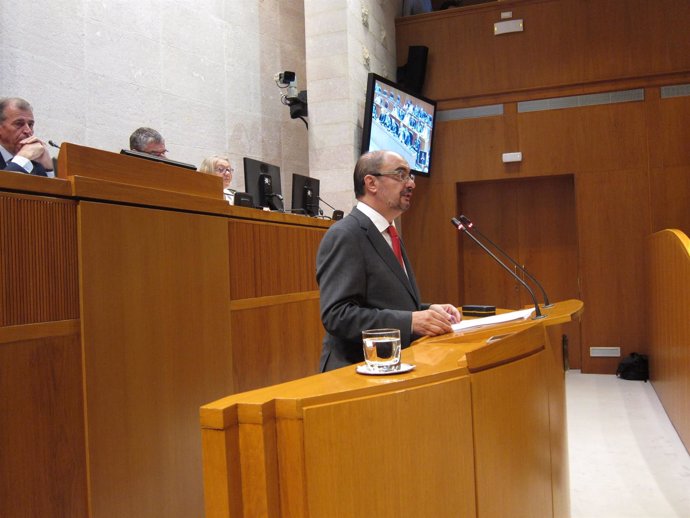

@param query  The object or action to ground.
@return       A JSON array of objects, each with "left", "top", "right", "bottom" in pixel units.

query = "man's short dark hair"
[
  {"left": 0, "top": 97, "right": 32, "bottom": 123},
  {"left": 354, "top": 150, "right": 388, "bottom": 198},
  {"left": 129, "top": 127, "right": 164, "bottom": 152}
]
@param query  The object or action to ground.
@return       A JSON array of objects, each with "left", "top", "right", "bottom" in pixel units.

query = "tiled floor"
[{"left": 567, "top": 371, "right": 690, "bottom": 518}]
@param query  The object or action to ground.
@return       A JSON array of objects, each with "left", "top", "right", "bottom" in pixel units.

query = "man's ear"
[{"left": 363, "top": 174, "right": 378, "bottom": 194}]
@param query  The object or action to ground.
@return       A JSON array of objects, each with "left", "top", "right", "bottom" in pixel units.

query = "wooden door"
[{"left": 457, "top": 175, "right": 582, "bottom": 368}]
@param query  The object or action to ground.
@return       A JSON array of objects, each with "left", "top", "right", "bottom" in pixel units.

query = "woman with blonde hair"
[{"left": 199, "top": 154, "right": 236, "bottom": 204}]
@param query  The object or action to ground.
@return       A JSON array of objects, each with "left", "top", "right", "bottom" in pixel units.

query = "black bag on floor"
[{"left": 616, "top": 353, "right": 649, "bottom": 381}]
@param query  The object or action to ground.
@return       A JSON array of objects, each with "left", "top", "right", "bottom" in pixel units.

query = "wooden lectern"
[{"left": 200, "top": 300, "right": 583, "bottom": 518}]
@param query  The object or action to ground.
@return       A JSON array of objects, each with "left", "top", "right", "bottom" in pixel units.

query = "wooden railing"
[{"left": 647, "top": 229, "right": 690, "bottom": 451}]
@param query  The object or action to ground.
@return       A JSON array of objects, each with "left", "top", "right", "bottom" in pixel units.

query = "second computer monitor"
[
  {"left": 291, "top": 173, "right": 320, "bottom": 217},
  {"left": 243, "top": 157, "right": 283, "bottom": 211}
]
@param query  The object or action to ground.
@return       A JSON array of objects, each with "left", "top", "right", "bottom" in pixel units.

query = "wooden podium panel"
[
  {"left": 0, "top": 329, "right": 87, "bottom": 518},
  {"left": 57, "top": 142, "right": 222, "bottom": 199},
  {"left": 230, "top": 294, "right": 323, "bottom": 392},
  {"left": 0, "top": 185, "right": 84, "bottom": 518},
  {"left": 2, "top": 147, "right": 332, "bottom": 518},
  {"left": 0, "top": 190, "right": 79, "bottom": 326},
  {"left": 79, "top": 201, "right": 234, "bottom": 518},
  {"left": 227, "top": 217, "right": 327, "bottom": 392},
  {"left": 471, "top": 341, "right": 552, "bottom": 518},
  {"left": 201, "top": 304, "right": 583, "bottom": 518},
  {"left": 302, "top": 376, "right": 476, "bottom": 518}
]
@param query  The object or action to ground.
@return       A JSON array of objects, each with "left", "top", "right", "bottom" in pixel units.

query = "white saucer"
[{"left": 356, "top": 363, "right": 415, "bottom": 376}]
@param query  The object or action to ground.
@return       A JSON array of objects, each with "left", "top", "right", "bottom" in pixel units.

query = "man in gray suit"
[
  {"left": 0, "top": 97, "right": 52, "bottom": 176},
  {"left": 317, "top": 150, "right": 461, "bottom": 371}
]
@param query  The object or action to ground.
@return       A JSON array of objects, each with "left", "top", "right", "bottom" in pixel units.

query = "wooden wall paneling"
[
  {"left": 581, "top": 0, "right": 690, "bottom": 81},
  {"left": 228, "top": 219, "right": 258, "bottom": 300},
  {"left": 581, "top": 0, "right": 655, "bottom": 81},
  {"left": 516, "top": 176, "right": 581, "bottom": 369},
  {"left": 230, "top": 295, "right": 323, "bottom": 393},
  {"left": 396, "top": 0, "right": 588, "bottom": 101},
  {"left": 650, "top": 166, "right": 690, "bottom": 236},
  {"left": 78, "top": 201, "right": 233, "bottom": 518},
  {"left": 575, "top": 169, "right": 652, "bottom": 373},
  {"left": 489, "top": 0, "right": 587, "bottom": 93},
  {"left": 403, "top": 114, "right": 509, "bottom": 305},
  {"left": 648, "top": 92, "right": 690, "bottom": 235},
  {"left": 0, "top": 193, "right": 79, "bottom": 326},
  {"left": 228, "top": 220, "right": 324, "bottom": 300},
  {"left": 457, "top": 180, "right": 521, "bottom": 309},
  {"left": 433, "top": 116, "right": 512, "bottom": 182},
  {"left": 458, "top": 176, "right": 581, "bottom": 367},
  {"left": 655, "top": 87, "right": 690, "bottom": 168},
  {"left": 516, "top": 176, "right": 578, "bottom": 308},
  {"left": 302, "top": 376, "right": 477, "bottom": 518},
  {"left": 517, "top": 100, "right": 648, "bottom": 176},
  {"left": 647, "top": 230, "right": 690, "bottom": 451},
  {"left": 396, "top": 0, "right": 690, "bottom": 104},
  {"left": 401, "top": 172, "right": 460, "bottom": 305},
  {"left": 644, "top": 87, "right": 664, "bottom": 170},
  {"left": 0, "top": 331, "right": 87, "bottom": 518}
]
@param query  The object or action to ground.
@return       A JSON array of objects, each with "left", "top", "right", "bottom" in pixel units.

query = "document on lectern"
[{"left": 451, "top": 307, "right": 535, "bottom": 332}]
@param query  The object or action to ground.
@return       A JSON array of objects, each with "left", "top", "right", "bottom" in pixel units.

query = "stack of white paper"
[{"left": 451, "top": 307, "right": 536, "bottom": 332}]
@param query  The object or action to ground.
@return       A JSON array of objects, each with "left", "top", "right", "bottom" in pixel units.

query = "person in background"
[
  {"left": 129, "top": 127, "right": 167, "bottom": 157},
  {"left": 402, "top": 0, "right": 432, "bottom": 16},
  {"left": 0, "top": 97, "right": 52, "bottom": 176},
  {"left": 316, "top": 149, "right": 461, "bottom": 371},
  {"left": 199, "top": 154, "right": 236, "bottom": 204}
]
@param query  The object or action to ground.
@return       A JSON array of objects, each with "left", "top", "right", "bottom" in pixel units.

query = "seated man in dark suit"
[
  {"left": 0, "top": 97, "right": 52, "bottom": 176},
  {"left": 316, "top": 150, "right": 461, "bottom": 371}
]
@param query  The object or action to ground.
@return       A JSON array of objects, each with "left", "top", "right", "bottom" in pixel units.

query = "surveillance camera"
[{"left": 276, "top": 71, "right": 296, "bottom": 85}]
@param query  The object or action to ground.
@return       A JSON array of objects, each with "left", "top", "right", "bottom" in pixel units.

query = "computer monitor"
[
  {"left": 291, "top": 173, "right": 320, "bottom": 217},
  {"left": 243, "top": 157, "right": 284, "bottom": 211},
  {"left": 119, "top": 149, "right": 197, "bottom": 171}
]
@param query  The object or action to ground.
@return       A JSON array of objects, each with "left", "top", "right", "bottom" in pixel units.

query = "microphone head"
[
  {"left": 459, "top": 215, "right": 473, "bottom": 228},
  {"left": 450, "top": 217, "right": 462, "bottom": 227}
]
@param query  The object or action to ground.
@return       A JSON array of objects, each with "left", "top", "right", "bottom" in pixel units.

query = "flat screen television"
[
  {"left": 291, "top": 173, "right": 320, "bottom": 217},
  {"left": 360, "top": 72, "right": 437, "bottom": 176},
  {"left": 243, "top": 157, "right": 284, "bottom": 211}
]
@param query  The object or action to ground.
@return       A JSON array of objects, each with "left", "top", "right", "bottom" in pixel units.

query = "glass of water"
[{"left": 362, "top": 328, "right": 401, "bottom": 372}]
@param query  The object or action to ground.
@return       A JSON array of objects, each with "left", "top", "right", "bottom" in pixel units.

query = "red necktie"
[{"left": 387, "top": 225, "right": 405, "bottom": 269}]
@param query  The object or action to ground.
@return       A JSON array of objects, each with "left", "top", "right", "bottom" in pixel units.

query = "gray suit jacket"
[{"left": 316, "top": 207, "right": 428, "bottom": 371}]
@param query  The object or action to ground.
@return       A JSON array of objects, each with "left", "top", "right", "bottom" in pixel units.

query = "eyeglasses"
[
  {"left": 215, "top": 166, "right": 233, "bottom": 174},
  {"left": 148, "top": 149, "right": 168, "bottom": 157},
  {"left": 370, "top": 168, "right": 415, "bottom": 183}
]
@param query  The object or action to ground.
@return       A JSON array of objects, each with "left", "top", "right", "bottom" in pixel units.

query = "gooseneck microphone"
[
  {"left": 317, "top": 196, "right": 344, "bottom": 221},
  {"left": 451, "top": 217, "right": 544, "bottom": 319},
  {"left": 458, "top": 215, "right": 553, "bottom": 308}
]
